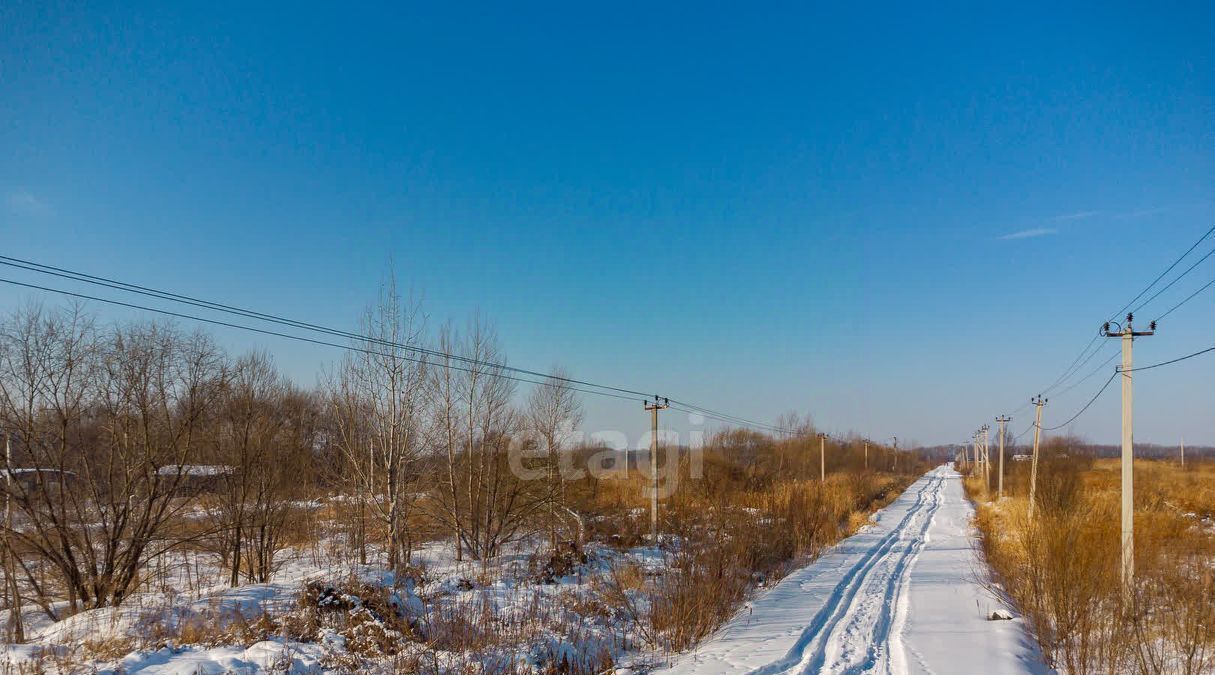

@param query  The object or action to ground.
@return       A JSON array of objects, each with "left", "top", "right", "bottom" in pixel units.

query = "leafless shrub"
[
  {"left": 0, "top": 305, "right": 226, "bottom": 611},
  {"left": 970, "top": 455, "right": 1215, "bottom": 675}
]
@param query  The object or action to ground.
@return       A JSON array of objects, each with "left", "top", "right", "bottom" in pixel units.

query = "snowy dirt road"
[{"left": 658, "top": 466, "right": 1052, "bottom": 675}]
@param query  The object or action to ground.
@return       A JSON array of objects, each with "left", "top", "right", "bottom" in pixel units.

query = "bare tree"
[
  {"left": 455, "top": 317, "right": 546, "bottom": 560},
  {"left": 206, "top": 352, "right": 318, "bottom": 585},
  {"left": 526, "top": 367, "right": 583, "bottom": 550},
  {"left": 0, "top": 306, "right": 224, "bottom": 611},
  {"left": 330, "top": 280, "right": 428, "bottom": 571},
  {"left": 426, "top": 321, "right": 467, "bottom": 561}
]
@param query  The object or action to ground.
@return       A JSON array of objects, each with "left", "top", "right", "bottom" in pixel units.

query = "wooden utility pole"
[
  {"left": 1102, "top": 313, "right": 1154, "bottom": 594},
  {"left": 817, "top": 433, "right": 827, "bottom": 482},
  {"left": 644, "top": 396, "right": 669, "bottom": 546},
  {"left": 863, "top": 441, "right": 868, "bottom": 470},
  {"left": 1028, "top": 396, "right": 1047, "bottom": 523},
  {"left": 996, "top": 415, "right": 1010, "bottom": 499},
  {"left": 1180, "top": 436, "right": 1185, "bottom": 469}
]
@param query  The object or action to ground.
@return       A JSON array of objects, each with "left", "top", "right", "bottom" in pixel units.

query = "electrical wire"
[
  {"left": 1043, "top": 334, "right": 1107, "bottom": 396},
  {"left": 670, "top": 407, "right": 788, "bottom": 435},
  {"left": 0, "top": 256, "right": 655, "bottom": 400},
  {"left": 0, "top": 272, "right": 798, "bottom": 437},
  {"left": 1041, "top": 373, "right": 1118, "bottom": 432},
  {"left": 0, "top": 255, "right": 807, "bottom": 435},
  {"left": 995, "top": 223, "right": 1214, "bottom": 424},
  {"left": 1121, "top": 345, "right": 1215, "bottom": 373},
  {"left": 1132, "top": 244, "right": 1215, "bottom": 317},
  {"left": 1020, "top": 225, "right": 1215, "bottom": 433},
  {"left": 1051, "top": 347, "right": 1119, "bottom": 399},
  {"left": 0, "top": 276, "right": 649, "bottom": 403},
  {"left": 1042, "top": 333, "right": 1102, "bottom": 395},
  {"left": 1153, "top": 274, "right": 1215, "bottom": 322},
  {"left": 665, "top": 399, "right": 793, "bottom": 435},
  {"left": 1013, "top": 422, "right": 1036, "bottom": 442},
  {"left": 1115, "top": 223, "right": 1215, "bottom": 319},
  {"left": 1016, "top": 339, "right": 1211, "bottom": 436}
]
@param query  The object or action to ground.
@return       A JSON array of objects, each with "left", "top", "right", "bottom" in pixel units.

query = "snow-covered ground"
[
  {"left": 4, "top": 534, "right": 659, "bottom": 673},
  {"left": 658, "top": 466, "right": 1052, "bottom": 675},
  {"left": 4, "top": 467, "right": 1055, "bottom": 674}
]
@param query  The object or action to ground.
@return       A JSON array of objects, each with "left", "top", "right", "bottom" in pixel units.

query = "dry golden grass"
[
  {"left": 965, "top": 455, "right": 1215, "bottom": 675},
  {"left": 595, "top": 471, "right": 916, "bottom": 654}
]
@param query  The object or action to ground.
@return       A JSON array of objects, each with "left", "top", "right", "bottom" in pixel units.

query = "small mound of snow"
[{"left": 119, "top": 640, "right": 325, "bottom": 674}]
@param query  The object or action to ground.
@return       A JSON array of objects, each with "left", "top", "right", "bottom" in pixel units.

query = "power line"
[
  {"left": 0, "top": 256, "right": 656, "bottom": 399},
  {"left": 1042, "top": 373, "right": 1118, "bottom": 431},
  {"left": 1153, "top": 273, "right": 1215, "bottom": 322},
  {"left": 1132, "top": 244, "right": 1215, "bottom": 316},
  {"left": 1115, "top": 223, "right": 1215, "bottom": 319},
  {"left": 0, "top": 272, "right": 799, "bottom": 437},
  {"left": 1121, "top": 345, "right": 1215, "bottom": 373},
  {"left": 1013, "top": 422, "right": 1036, "bottom": 441},
  {"left": 1043, "top": 333, "right": 1107, "bottom": 396},
  {"left": 1052, "top": 347, "right": 1119, "bottom": 399},
  {"left": 999, "top": 223, "right": 1214, "bottom": 420},
  {"left": 0, "top": 255, "right": 805, "bottom": 435},
  {"left": 667, "top": 404, "right": 791, "bottom": 436},
  {"left": 666, "top": 399, "right": 793, "bottom": 435},
  {"left": 666, "top": 401, "right": 793, "bottom": 436},
  {"left": 0, "top": 275, "right": 650, "bottom": 402}
]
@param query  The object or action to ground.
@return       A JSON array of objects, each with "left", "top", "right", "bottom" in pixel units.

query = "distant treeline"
[{"left": 917, "top": 440, "right": 1213, "bottom": 462}]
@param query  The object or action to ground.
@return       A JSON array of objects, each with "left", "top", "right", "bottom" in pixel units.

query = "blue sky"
[{"left": 2, "top": 2, "right": 1213, "bottom": 446}]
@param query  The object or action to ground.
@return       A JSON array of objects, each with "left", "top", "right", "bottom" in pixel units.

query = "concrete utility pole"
[
  {"left": 644, "top": 396, "right": 669, "bottom": 546},
  {"left": 1102, "top": 313, "right": 1154, "bottom": 593},
  {"left": 982, "top": 424, "right": 991, "bottom": 491},
  {"left": 996, "top": 415, "right": 1010, "bottom": 499},
  {"left": 818, "top": 433, "right": 827, "bottom": 482},
  {"left": 1028, "top": 396, "right": 1047, "bottom": 523}
]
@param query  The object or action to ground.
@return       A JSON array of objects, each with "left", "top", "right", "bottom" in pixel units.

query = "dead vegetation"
[
  {"left": 0, "top": 300, "right": 927, "bottom": 671},
  {"left": 965, "top": 441, "right": 1215, "bottom": 674}
]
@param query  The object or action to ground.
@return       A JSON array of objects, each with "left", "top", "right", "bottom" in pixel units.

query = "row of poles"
[{"left": 965, "top": 313, "right": 1154, "bottom": 598}]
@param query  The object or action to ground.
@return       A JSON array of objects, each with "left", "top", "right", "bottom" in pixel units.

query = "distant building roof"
[{"left": 155, "top": 465, "right": 234, "bottom": 477}]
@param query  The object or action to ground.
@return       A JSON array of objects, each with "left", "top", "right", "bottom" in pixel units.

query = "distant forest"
[{"left": 917, "top": 440, "right": 1211, "bottom": 462}]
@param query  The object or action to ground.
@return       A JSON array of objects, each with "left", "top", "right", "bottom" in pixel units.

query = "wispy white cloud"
[
  {"left": 1050, "top": 210, "right": 1100, "bottom": 222},
  {"left": 5, "top": 190, "right": 50, "bottom": 217},
  {"left": 998, "top": 227, "right": 1056, "bottom": 241}
]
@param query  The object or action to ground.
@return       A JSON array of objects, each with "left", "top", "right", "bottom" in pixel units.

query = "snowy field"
[
  {"left": 659, "top": 466, "right": 1051, "bottom": 675},
  {"left": 1, "top": 536, "right": 665, "bottom": 673},
  {"left": 0, "top": 467, "right": 1056, "bottom": 674}
]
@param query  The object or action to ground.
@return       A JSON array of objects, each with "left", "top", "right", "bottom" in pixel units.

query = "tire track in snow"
[
  {"left": 747, "top": 470, "right": 948, "bottom": 675},
  {"left": 848, "top": 466, "right": 944, "bottom": 675}
]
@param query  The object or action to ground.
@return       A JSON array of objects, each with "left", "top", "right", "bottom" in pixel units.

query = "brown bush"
[{"left": 970, "top": 456, "right": 1215, "bottom": 674}]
